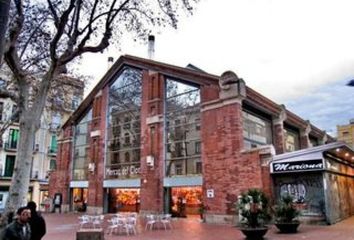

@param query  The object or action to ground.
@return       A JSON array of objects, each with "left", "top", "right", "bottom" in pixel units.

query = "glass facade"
[
  {"left": 243, "top": 110, "right": 272, "bottom": 149},
  {"left": 165, "top": 79, "right": 201, "bottom": 176},
  {"left": 73, "top": 109, "right": 92, "bottom": 180},
  {"left": 105, "top": 68, "right": 142, "bottom": 179}
]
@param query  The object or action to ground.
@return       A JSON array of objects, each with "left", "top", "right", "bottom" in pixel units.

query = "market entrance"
[
  {"left": 72, "top": 188, "right": 88, "bottom": 212},
  {"left": 168, "top": 186, "right": 202, "bottom": 217},
  {"left": 108, "top": 188, "right": 140, "bottom": 213}
]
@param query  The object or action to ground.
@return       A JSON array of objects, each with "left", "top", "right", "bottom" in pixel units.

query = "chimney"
[
  {"left": 148, "top": 35, "right": 155, "bottom": 59},
  {"left": 108, "top": 57, "right": 114, "bottom": 69}
]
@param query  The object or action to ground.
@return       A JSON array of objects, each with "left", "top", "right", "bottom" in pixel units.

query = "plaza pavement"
[{"left": 43, "top": 212, "right": 354, "bottom": 240}]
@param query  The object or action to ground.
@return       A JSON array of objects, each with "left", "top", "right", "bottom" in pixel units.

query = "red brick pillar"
[
  {"left": 49, "top": 127, "right": 73, "bottom": 208},
  {"left": 87, "top": 89, "right": 107, "bottom": 213},
  {"left": 201, "top": 71, "right": 247, "bottom": 223},
  {"left": 300, "top": 121, "right": 311, "bottom": 149},
  {"left": 140, "top": 71, "right": 165, "bottom": 213},
  {"left": 272, "top": 106, "right": 287, "bottom": 154}
]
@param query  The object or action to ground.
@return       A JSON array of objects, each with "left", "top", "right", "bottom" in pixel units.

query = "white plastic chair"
[
  {"left": 160, "top": 214, "right": 172, "bottom": 230},
  {"left": 78, "top": 215, "right": 90, "bottom": 229},
  {"left": 122, "top": 217, "right": 137, "bottom": 235},
  {"left": 145, "top": 214, "right": 157, "bottom": 230},
  {"left": 92, "top": 215, "right": 104, "bottom": 229},
  {"left": 107, "top": 217, "right": 120, "bottom": 235}
]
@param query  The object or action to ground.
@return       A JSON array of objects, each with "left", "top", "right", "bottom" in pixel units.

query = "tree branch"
[{"left": 49, "top": 0, "right": 76, "bottom": 62}]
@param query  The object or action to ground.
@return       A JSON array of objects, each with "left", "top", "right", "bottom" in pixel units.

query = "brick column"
[
  {"left": 202, "top": 71, "right": 248, "bottom": 224},
  {"left": 272, "top": 105, "right": 287, "bottom": 154},
  {"left": 140, "top": 71, "right": 164, "bottom": 213},
  {"left": 49, "top": 127, "right": 73, "bottom": 210},
  {"left": 300, "top": 121, "right": 312, "bottom": 149},
  {"left": 87, "top": 89, "right": 107, "bottom": 214}
]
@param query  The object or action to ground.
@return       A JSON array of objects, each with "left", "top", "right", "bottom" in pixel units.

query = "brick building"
[{"left": 49, "top": 55, "right": 336, "bottom": 223}]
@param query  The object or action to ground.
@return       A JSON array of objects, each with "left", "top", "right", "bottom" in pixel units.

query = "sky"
[{"left": 79, "top": 0, "right": 354, "bottom": 136}]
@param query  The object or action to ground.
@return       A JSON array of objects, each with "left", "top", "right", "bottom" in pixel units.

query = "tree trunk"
[
  {"left": 6, "top": 118, "right": 37, "bottom": 210},
  {"left": 0, "top": 0, "right": 11, "bottom": 65}
]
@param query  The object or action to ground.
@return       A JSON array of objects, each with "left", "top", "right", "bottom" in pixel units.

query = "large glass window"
[
  {"left": 243, "top": 110, "right": 272, "bottom": 149},
  {"left": 284, "top": 127, "right": 300, "bottom": 152},
  {"left": 73, "top": 109, "right": 92, "bottom": 180},
  {"left": 106, "top": 68, "right": 142, "bottom": 179},
  {"left": 165, "top": 79, "right": 201, "bottom": 177}
]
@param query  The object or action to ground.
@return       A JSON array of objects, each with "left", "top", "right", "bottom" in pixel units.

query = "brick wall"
[{"left": 139, "top": 71, "right": 165, "bottom": 213}]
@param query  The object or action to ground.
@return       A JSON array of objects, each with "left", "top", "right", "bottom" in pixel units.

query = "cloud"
[{"left": 285, "top": 81, "right": 354, "bottom": 136}]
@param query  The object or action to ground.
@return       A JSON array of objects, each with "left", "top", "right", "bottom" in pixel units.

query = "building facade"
[
  {"left": 0, "top": 74, "right": 83, "bottom": 211},
  {"left": 50, "top": 55, "right": 336, "bottom": 222},
  {"left": 337, "top": 119, "right": 354, "bottom": 148}
]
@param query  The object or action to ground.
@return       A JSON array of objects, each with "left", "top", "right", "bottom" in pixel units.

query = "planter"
[
  {"left": 239, "top": 226, "right": 268, "bottom": 240},
  {"left": 275, "top": 222, "right": 300, "bottom": 233}
]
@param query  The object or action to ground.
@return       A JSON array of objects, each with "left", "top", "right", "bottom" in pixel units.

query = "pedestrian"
[
  {"left": 3, "top": 206, "right": 31, "bottom": 240},
  {"left": 53, "top": 195, "right": 61, "bottom": 213},
  {"left": 27, "top": 201, "right": 46, "bottom": 240}
]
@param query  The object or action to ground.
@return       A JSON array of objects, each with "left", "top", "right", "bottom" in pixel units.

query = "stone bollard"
[{"left": 76, "top": 228, "right": 104, "bottom": 240}]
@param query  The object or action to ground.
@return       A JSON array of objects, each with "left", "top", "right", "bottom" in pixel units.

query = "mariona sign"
[{"left": 273, "top": 160, "right": 323, "bottom": 173}]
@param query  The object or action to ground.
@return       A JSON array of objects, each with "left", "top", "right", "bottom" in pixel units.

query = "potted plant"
[
  {"left": 274, "top": 194, "right": 300, "bottom": 233},
  {"left": 236, "top": 189, "right": 271, "bottom": 240}
]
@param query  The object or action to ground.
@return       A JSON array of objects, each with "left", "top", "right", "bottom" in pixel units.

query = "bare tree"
[
  {"left": 0, "top": 0, "right": 10, "bottom": 65},
  {"left": 0, "top": 0, "right": 198, "bottom": 227}
]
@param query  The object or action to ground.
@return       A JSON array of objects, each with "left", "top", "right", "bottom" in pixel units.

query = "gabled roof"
[
  {"left": 63, "top": 55, "right": 219, "bottom": 128},
  {"left": 62, "top": 54, "right": 334, "bottom": 143}
]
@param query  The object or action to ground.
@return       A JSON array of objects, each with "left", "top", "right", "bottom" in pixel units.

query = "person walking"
[
  {"left": 3, "top": 206, "right": 31, "bottom": 240},
  {"left": 27, "top": 201, "right": 46, "bottom": 240}
]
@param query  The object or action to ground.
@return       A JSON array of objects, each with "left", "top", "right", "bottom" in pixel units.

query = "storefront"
[
  {"left": 108, "top": 188, "right": 140, "bottom": 213},
  {"left": 271, "top": 142, "right": 354, "bottom": 224},
  {"left": 50, "top": 55, "right": 335, "bottom": 223},
  {"left": 169, "top": 186, "right": 202, "bottom": 216},
  {"left": 72, "top": 188, "right": 88, "bottom": 212}
]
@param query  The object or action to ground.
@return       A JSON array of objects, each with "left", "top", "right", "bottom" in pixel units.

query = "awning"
[{"left": 270, "top": 142, "right": 354, "bottom": 174}]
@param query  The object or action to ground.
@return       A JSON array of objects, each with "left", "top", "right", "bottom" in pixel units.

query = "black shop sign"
[{"left": 272, "top": 159, "right": 323, "bottom": 173}]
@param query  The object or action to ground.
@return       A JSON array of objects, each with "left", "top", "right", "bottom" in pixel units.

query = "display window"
[
  {"left": 108, "top": 188, "right": 140, "bottom": 213},
  {"left": 72, "top": 188, "right": 88, "bottom": 212},
  {"left": 170, "top": 187, "right": 202, "bottom": 216}
]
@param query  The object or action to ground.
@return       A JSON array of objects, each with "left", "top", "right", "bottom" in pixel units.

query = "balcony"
[
  {"left": 48, "top": 147, "right": 57, "bottom": 156},
  {"left": 4, "top": 142, "right": 17, "bottom": 152}
]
